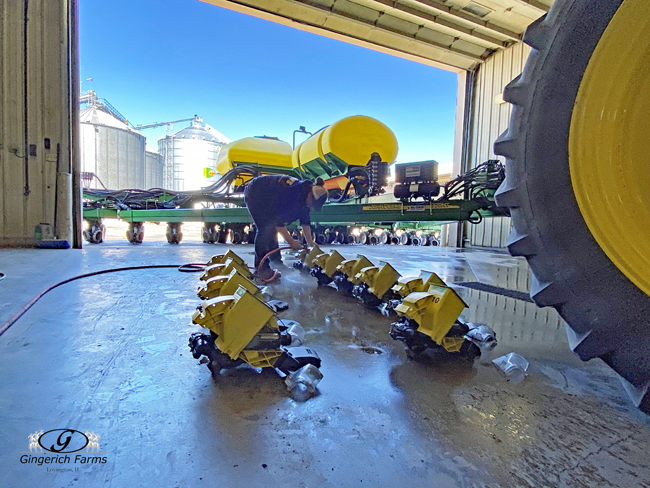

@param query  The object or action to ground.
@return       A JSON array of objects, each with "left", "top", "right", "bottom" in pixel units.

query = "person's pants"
[
  {"left": 253, "top": 224, "right": 278, "bottom": 272},
  {"left": 269, "top": 231, "right": 283, "bottom": 264},
  {"left": 245, "top": 178, "right": 283, "bottom": 271}
]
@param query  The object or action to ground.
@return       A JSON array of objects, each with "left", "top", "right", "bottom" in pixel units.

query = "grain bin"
[
  {"left": 158, "top": 118, "right": 230, "bottom": 191},
  {"left": 145, "top": 149, "right": 164, "bottom": 189},
  {"left": 79, "top": 103, "right": 146, "bottom": 189}
]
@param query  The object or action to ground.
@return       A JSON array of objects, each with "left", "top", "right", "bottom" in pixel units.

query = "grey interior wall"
[
  {"left": 0, "top": 0, "right": 75, "bottom": 247},
  {"left": 465, "top": 41, "right": 531, "bottom": 248}
]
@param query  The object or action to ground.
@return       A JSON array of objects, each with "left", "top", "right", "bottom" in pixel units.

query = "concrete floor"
[{"left": 1, "top": 239, "right": 649, "bottom": 487}]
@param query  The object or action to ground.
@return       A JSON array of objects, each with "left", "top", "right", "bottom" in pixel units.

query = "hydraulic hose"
[
  {"left": 255, "top": 246, "right": 294, "bottom": 283},
  {"left": 1, "top": 245, "right": 306, "bottom": 336},
  {"left": 328, "top": 179, "right": 353, "bottom": 203},
  {"left": 0, "top": 263, "right": 206, "bottom": 338}
]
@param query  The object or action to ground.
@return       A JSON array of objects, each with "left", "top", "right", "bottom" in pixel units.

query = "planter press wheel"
[{"left": 494, "top": 0, "right": 650, "bottom": 411}]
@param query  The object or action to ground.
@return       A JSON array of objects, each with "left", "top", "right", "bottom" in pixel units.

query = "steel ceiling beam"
[
  {"left": 209, "top": 0, "right": 487, "bottom": 62},
  {"left": 408, "top": 0, "right": 522, "bottom": 41},
  {"left": 291, "top": 0, "right": 488, "bottom": 60},
  {"left": 514, "top": 0, "right": 550, "bottom": 12},
  {"left": 372, "top": 0, "right": 511, "bottom": 48}
]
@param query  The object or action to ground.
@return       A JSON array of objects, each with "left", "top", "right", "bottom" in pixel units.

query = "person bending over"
[{"left": 244, "top": 175, "right": 328, "bottom": 281}]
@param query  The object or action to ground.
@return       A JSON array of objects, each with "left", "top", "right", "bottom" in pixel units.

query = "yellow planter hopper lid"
[
  {"left": 216, "top": 137, "right": 295, "bottom": 176},
  {"left": 322, "top": 115, "right": 398, "bottom": 167}
]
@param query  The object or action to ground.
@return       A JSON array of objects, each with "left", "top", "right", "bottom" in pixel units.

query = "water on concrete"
[{"left": 1, "top": 241, "right": 649, "bottom": 487}]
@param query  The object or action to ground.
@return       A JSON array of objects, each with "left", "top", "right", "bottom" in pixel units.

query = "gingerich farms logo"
[{"left": 21, "top": 429, "right": 107, "bottom": 472}]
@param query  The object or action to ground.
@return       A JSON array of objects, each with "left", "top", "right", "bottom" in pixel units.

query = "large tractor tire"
[{"left": 494, "top": 0, "right": 650, "bottom": 411}]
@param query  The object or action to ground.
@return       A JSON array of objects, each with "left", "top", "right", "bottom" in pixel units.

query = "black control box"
[{"left": 395, "top": 160, "right": 439, "bottom": 183}]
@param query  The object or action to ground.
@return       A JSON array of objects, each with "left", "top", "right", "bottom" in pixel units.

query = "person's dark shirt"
[{"left": 244, "top": 175, "right": 313, "bottom": 226}]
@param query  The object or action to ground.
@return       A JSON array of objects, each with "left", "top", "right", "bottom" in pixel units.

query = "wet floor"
[{"left": 1, "top": 242, "right": 649, "bottom": 487}]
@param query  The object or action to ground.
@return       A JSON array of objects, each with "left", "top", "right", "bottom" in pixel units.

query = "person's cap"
[{"left": 311, "top": 185, "right": 328, "bottom": 211}]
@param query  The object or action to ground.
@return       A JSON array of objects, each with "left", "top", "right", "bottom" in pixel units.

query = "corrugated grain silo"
[
  {"left": 145, "top": 149, "right": 164, "bottom": 189},
  {"left": 157, "top": 118, "right": 230, "bottom": 191},
  {"left": 79, "top": 96, "right": 146, "bottom": 190}
]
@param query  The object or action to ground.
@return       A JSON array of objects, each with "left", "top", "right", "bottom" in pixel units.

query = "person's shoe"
[
  {"left": 255, "top": 267, "right": 281, "bottom": 283},
  {"left": 271, "top": 259, "right": 288, "bottom": 269}
]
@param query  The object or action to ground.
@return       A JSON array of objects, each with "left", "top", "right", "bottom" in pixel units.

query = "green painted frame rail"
[
  {"left": 312, "top": 200, "right": 491, "bottom": 224},
  {"left": 118, "top": 207, "right": 252, "bottom": 223},
  {"left": 86, "top": 199, "right": 503, "bottom": 225},
  {"left": 83, "top": 208, "right": 119, "bottom": 220}
]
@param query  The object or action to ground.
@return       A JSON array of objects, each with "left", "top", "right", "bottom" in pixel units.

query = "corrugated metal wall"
[
  {"left": 462, "top": 288, "right": 566, "bottom": 349},
  {"left": 465, "top": 42, "right": 531, "bottom": 248},
  {"left": 0, "top": 0, "right": 75, "bottom": 246}
]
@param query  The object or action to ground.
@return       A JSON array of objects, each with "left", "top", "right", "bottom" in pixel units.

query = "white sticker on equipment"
[{"left": 405, "top": 166, "right": 421, "bottom": 177}]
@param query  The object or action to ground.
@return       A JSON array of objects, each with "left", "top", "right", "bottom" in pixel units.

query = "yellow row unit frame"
[
  {"left": 188, "top": 285, "right": 323, "bottom": 397},
  {"left": 395, "top": 286, "right": 467, "bottom": 346},
  {"left": 309, "top": 250, "right": 345, "bottom": 286},
  {"left": 389, "top": 285, "right": 495, "bottom": 360},
  {"left": 351, "top": 262, "right": 401, "bottom": 307},
  {"left": 206, "top": 249, "right": 247, "bottom": 268},
  {"left": 392, "top": 271, "right": 446, "bottom": 298},
  {"left": 198, "top": 268, "right": 262, "bottom": 301},
  {"left": 381, "top": 270, "right": 447, "bottom": 315},
  {"left": 332, "top": 254, "right": 374, "bottom": 295},
  {"left": 197, "top": 267, "right": 290, "bottom": 314},
  {"left": 201, "top": 257, "right": 251, "bottom": 282},
  {"left": 292, "top": 245, "right": 324, "bottom": 272},
  {"left": 192, "top": 286, "right": 277, "bottom": 360}
]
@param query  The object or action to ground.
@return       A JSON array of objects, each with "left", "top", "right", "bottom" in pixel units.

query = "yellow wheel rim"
[{"left": 570, "top": 0, "right": 650, "bottom": 297}]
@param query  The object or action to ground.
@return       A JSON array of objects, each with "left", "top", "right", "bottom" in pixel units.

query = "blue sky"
[{"left": 79, "top": 0, "right": 458, "bottom": 172}]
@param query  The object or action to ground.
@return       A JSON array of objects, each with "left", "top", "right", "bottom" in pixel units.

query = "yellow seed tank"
[{"left": 215, "top": 116, "right": 398, "bottom": 182}]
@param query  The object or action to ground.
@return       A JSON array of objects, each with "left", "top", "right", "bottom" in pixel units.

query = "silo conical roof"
[
  {"left": 79, "top": 105, "right": 143, "bottom": 135},
  {"left": 172, "top": 119, "right": 230, "bottom": 144}
]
